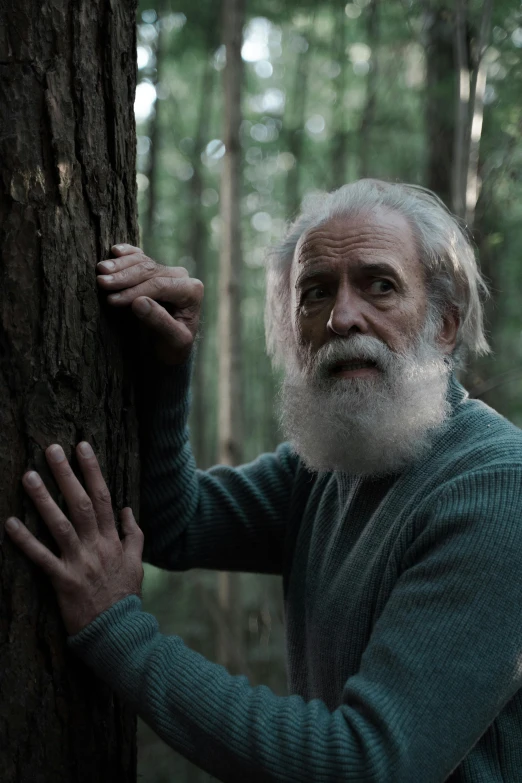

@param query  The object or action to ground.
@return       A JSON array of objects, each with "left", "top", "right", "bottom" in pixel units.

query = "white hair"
[{"left": 264, "top": 179, "right": 491, "bottom": 370}]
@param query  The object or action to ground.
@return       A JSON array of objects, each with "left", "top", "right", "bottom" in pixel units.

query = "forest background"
[{"left": 132, "top": 0, "right": 522, "bottom": 780}]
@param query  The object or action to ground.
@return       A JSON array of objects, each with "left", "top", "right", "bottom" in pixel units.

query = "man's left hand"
[{"left": 3, "top": 442, "right": 144, "bottom": 636}]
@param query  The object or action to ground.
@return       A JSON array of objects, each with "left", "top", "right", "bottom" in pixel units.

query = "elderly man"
[{"left": 6, "top": 180, "right": 522, "bottom": 782}]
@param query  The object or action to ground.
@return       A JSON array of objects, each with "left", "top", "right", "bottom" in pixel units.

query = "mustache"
[{"left": 306, "top": 335, "right": 397, "bottom": 377}]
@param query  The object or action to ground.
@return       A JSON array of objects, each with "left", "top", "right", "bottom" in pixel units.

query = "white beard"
[{"left": 277, "top": 326, "right": 452, "bottom": 478}]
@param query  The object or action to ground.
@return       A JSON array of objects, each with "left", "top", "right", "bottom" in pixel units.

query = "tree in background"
[
  {"left": 452, "top": 0, "right": 494, "bottom": 227},
  {"left": 284, "top": 24, "right": 311, "bottom": 218},
  {"left": 0, "top": 0, "right": 140, "bottom": 780},
  {"left": 187, "top": 47, "right": 218, "bottom": 469},
  {"left": 358, "top": 0, "right": 380, "bottom": 177},
  {"left": 330, "top": 2, "right": 349, "bottom": 188},
  {"left": 217, "top": 0, "right": 247, "bottom": 674},
  {"left": 424, "top": 1, "right": 455, "bottom": 206},
  {"left": 143, "top": 13, "right": 166, "bottom": 256}
]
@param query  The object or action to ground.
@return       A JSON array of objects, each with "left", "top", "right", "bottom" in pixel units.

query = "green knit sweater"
[{"left": 68, "top": 360, "right": 522, "bottom": 782}]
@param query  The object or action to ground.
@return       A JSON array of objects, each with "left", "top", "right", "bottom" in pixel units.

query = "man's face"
[
  {"left": 291, "top": 208, "right": 431, "bottom": 373},
  {"left": 279, "top": 208, "right": 457, "bottom": 477}
]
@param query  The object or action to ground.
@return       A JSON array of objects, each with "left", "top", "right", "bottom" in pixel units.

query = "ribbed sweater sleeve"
[
  {"left": 68, "top": 466, "right": 522, "bottom": 782},
  {"left": 137, "top": 356, "right": 299, "bottom": 575}
]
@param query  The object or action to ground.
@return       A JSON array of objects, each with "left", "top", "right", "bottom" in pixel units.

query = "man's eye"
[
  {"left": 368, "top": 279, "right": 394, "bottom": 295},
  {"left": 303, "top": 286, "right": 329, "bottom": 302}
]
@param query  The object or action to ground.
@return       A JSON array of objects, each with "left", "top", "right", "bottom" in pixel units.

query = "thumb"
[
  {"left": 120, "top": 507, "right": 144, "bottom": 561},
  {"left": 132, "top": 296, "right": 194, "bottom": 352}
]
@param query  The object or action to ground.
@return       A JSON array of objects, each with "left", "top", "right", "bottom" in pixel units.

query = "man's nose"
[{"left": 327, "top": 287, "right": 369, "bottom": 336}]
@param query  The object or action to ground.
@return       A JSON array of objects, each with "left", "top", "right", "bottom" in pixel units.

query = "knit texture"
[{"left": 68, "top": 359, "right": 522, "bottom": 782}]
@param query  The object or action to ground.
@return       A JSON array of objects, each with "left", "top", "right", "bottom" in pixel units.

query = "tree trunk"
[
  {"left": 189, "top": 54, "right": 216, "bottom": 470},
  {"left": 463, "top": 0, "right": 493, "bottom": 229},
  {"left": 450, "top": 0, "right": 492, "bottom": 224},
  {"left": 144, "top": 16, "right": 166, "bottom": 257},
  {"left": 0, "top": 1, "right": 139, "bottom": 781},
  {"left": 358, "top": 0, "right": 380, "bottom": 179},
  {"left": 424, "top": 1, "right": 455, "bottom": 207},
  {"left": 451, "top": 0, "right": 470, "bottom": 218},
  {"left": 285, "top": 35, "right": 310, "bottom": 219},
  {"left": 216, "top": 0, "right": 245, "bottom": 674},
  {"left": 330, "top": 3, "right": 349, "bottom": 189},
  {"left": 218, "top": 0, "right": 244, "bottom": 473}
]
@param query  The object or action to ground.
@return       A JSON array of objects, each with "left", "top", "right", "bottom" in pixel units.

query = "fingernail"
[
  {"left": 78, "top": 442, "right": 93, "bottom": 457},
  {"left": 98, "top": 261, "right": 115, "bottom": 271},
  {"left": 48, "top": 445, "right": 65, "bottom": 463},
  {"left": 103, "top": 275, "right": 114, "bottom": 282},
  {"left": 108, "top": 293, "right": 121, "bottom": 300},
  {"left": 25, "top": 471, "right": 41, "bottom": 487},
  {"left": 5, "top": 517, "right": 19, "bottom": 532},
  {"left": 113, "top": 244, "right": 125, "bottom": 251},
  {"left": 134, "top": 298, "right": 151, "bottom": 316}
]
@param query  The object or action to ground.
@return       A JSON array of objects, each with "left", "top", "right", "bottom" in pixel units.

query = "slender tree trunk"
[
  {"left": 144, "top": 17, "right": 166, "bottom": 257},
  {"left": 216, "top": 0, "right": 245, "bottom": 673},
  {"left": 0, "top": 1, "right": 139, "bottom": 781},
  {"left": 285, "top": 37, "right": 310, "bottom": 219},
  {"left": 464, "top": 0, "right": 493, "bottom": 228},
  {"left": 451, "top": 0, "right": 470, "bottom": 218},
  {"left": 330, "top": 3, "right": 349, "bottom": 188},
  {"left": 451, "top": 0, "right": 492, "bottom": 224},
  {"left": 424, "top": 1, "right": 456, "bottom": 207},
  {"left": 189, "top": 55, "right": 216, "bottom": 470},
  {"left": 359, "top": 0, "right": 380, "bottom": 178},
  {"left": 218, "top": 0, "right": 244, "bottom": 470}
]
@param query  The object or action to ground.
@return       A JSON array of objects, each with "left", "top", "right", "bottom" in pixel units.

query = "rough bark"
[
  {"left": 0, "top": 1, "right": 139, "bottom": 781},
  {"left": 216, "top": 0, "right": 245, "bottom": 674}
]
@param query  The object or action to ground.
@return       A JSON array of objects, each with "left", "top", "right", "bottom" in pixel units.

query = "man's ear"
[{"left": 438, "top": 309, "right": 460, "bottom": 354}]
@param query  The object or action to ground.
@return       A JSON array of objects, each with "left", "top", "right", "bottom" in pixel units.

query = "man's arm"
[
  {"left": 96, "top": 245, "right": 301, "bottom": 576},
  {"left": 137, "top": 355, "right": 300, "bottom": 575},
  {"left": 68, "top": 465, "right": 522, "bottom": 782}
]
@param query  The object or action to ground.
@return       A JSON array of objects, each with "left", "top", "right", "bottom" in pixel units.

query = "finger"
[
  {"left": 21, "top": 471, "right": 82, "bottom": 556},
  {"left": 120, "top": 508, "right": 144, "bottom": 560},
  {"left": 4, "top": 517, "right": 66, "bottom": 579},
  {"left": 75, "top": 442, "right": 116, "bottom": 537},
  {"left": 97, "top": 259, "right": 188, "bottom": 291},
  {"left": 44, "top": 446, "right": 98, "bottom": 541},
  {"left": 131, "top": 297, "right": 195, "bottom": 354},
  {"left": 111, "top": 243, "right": 142, "bottom": 256},
  {"left": 97, "top": 251, "right": 146, "bottom": 274},
  {"left": 105, "top": 275, "right": 203, "bottom": 309}
]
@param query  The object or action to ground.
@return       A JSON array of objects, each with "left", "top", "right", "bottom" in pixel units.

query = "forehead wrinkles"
[{"left": 297, "top": 224, "right": 408, "bottom": 263}]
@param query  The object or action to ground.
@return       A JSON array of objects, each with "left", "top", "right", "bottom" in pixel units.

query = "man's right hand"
[{"left": 96, "top": 244, "right": 204, "bottom": 366}]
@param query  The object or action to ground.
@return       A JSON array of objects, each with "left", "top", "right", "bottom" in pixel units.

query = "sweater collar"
[{"left": 447, "top": 371, "right": 469, "bottom": 412}]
